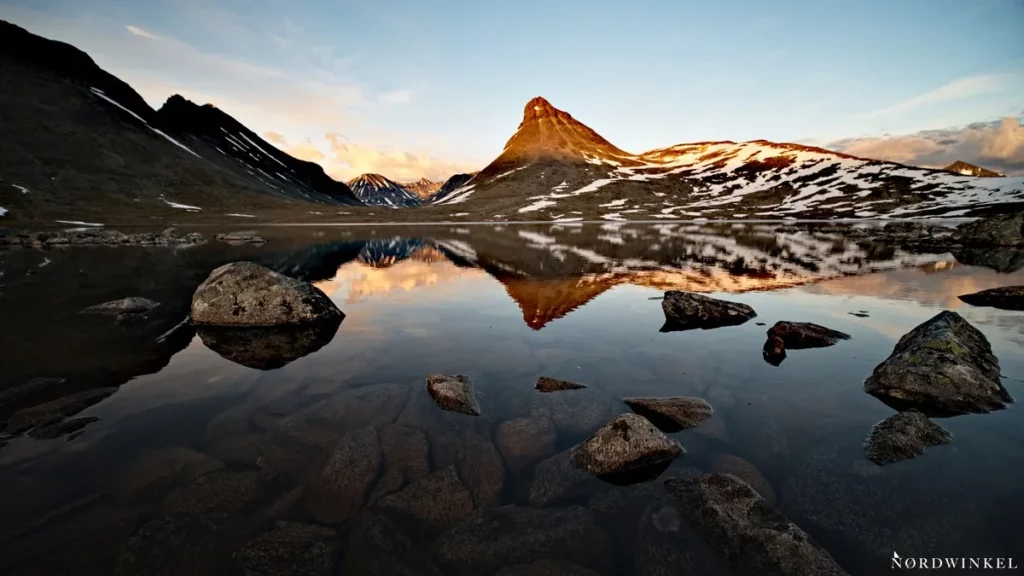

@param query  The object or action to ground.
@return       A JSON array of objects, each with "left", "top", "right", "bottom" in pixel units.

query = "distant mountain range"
[
  {"left": 1, "top": 18, "right": 1021, "bottom": 224},
  {"left": 943, "top": 160, "right": 1003, "bottom": 178}
]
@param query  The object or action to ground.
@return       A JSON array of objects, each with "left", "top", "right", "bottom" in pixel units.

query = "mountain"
[
  {"left": 347, "top": 173, "right": 423, "bottom": 207},
  {"left": 943, "top": 161, "right": 1003, "bottom": 178},
  {"left": 0, "top": 19, "right": 360, "bottom": 226},
  {"left": 428, "top": 173, "right": 477, "bottom": 204},
  {"left": 403, "top": 177, "right": 443, "bottom": 199},
  {"left": 430, "top": 97, "right": 1024, "bottom": 220}
]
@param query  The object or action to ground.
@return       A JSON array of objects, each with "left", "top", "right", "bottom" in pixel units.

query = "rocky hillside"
[
  {"left": 402, "top": 177, "right": 443, "bottom": 199},
  {"left": 944, "top": 161, "right": 1003, "bottom": 178},
  {"left": 430, "top": 97, "right": 1024, "bottom": 220},
  {"left": 347, "top": 173, "right": 423, "bottom": 207},
  {"left": 0, "top": 19, "right": 361, "bottom": 227}
]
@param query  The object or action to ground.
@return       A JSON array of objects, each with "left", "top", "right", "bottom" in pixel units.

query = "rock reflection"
[{"left": 196, "top": 316, "right": 343, "bottom": 370}]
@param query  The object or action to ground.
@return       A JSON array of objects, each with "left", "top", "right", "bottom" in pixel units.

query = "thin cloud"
[
  {"left": 125, "top": 25, "right": 159, "bottom": 40},
  {"left": 378, "top": 89, "right": 414, "bottom": 105},
  {"left": 860, "top": 73, "right": 1012, "bottom": 119}
]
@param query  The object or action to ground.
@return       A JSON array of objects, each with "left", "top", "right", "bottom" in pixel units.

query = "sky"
[{"left": 2, "top": 0, "right": 1023, "bottom": 179}]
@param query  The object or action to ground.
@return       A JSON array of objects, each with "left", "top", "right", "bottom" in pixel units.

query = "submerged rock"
[
  {"left": 376, "top": 465, "right": 474, "bottom": 534},
  {"left": 528, "top": 449, "right": 598, "bottom": 507},
  {"left": 345, "top": 511, "right": 445, "bottom": 576},
  {"left": 661, "top": 291, "right": 757, "bottom": 332},
  {"left": 114, "top": 447, "right": 225, "bottom": 501},
  {"left": 530, "top": 388, "right": 612, "bottom": 437},
  {"left": 623, "top": 396, "right": 713, "bottom": 432},
  {"left": 710, "top": 453, "right": 777, "bottom": 506},
  {"left": 306, "top": 427, "right": 382, "bottom": 524},
  {"left": 570, "top": 413, "right": 683, "bottom": 476},
  {"left": 766, "top": 321, "right": 851, "bottom": 349},
  {"left": 455, "top": 429, "right": 505, "bottom": 508},
  {"left": 425, "top": 374, "right": 481, "bottom": 415},
  {"left": 762, "top": 336, "right": 787, "bottom": 366},
  {"left": 233, "top": 521, "right": 337, "bottom": 576},
  {"left": 28, "top": 416, "right": 99, "bottom": 439},
  {"left": 216, "top": 230, "right": 267, "bottom": 245},
  {"left": 953, "top": 212, "right": 1024, "bottom": 246},
  {"left": 80, "top": 297, "right": 160, "bottom": 315},
  {"left": 496, "top": 416, "right": 557, "bottom": 474},
  {"left": 3, "top": 387, "right": 116, "bottom": 435},
  {"left": 958, "top": 285, "right": 1024, "bottom": 311},
  {"left": 665, "top": 473, "right": 848, "bottom": 575},
  {"left": 863, "top": 311, "right": 1012, "bottom": 415},
  {"left": 864, "top": 410, "right": 952, "bottom": 464},
  {"left": 431, "top": 505, "right": 611, "bottom": 576},
  {"left": 196, "top": 320, "right": 342, "bottom": 370},
  {"left": 370, "top": 423, "right": 431, "bottom": 501},
  {"left": 535, "top": 376, "right": 586, "bottom": 392},
  {"left": 190, "top": 261, "right": 343, "bottom": 327}
]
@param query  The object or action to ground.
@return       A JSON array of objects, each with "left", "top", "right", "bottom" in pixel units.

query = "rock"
[
  {"left": 570, "top": 413, "right": 683, "bottom": 476},
  {"left": 233, "top": 521, "right": 337, "bottom": 576},
  {"left": 710, "top": 453, "right": 777, "bottom": 506},
  {"left": 863, "top": 311, "right": 1012, "bottom": 414},
  {"left": 80, "top": 297, "right": 160, "bottom": 315},
  {"left": 495, "top": 560, "right": 602, "bottom": 576},
  {"left": 660, "top": 291, "right": 757, "bottom": 331},
  {"left": 158, "top": 470, "right": 266, "bottom": 517},
  {"left": 623, "top": 396, "right": 713, "bottom": 432},
  {"left": 0, "top": 377, "right": 67, "bottom": 414},
  {"left": 665, "top": 473, "right": 848, "bottom": 575},
  {"left": 216, "top": 230, "right": 267, "bottom": 245},
  {"left": 376, "top": 465, "right": 474, "bottom": 534},
  {"left": 370, "top": 423, "right": 430, "bottom": 501},
  {"left": 1, "top": 228, "right": 207, "bottom": 248},
  {"left": 258, "top": 419, "right": 338, "bottom": 484},
  {"left": 766, "top": 321, "right": 851, "bottom": 349},
  {"left": 425, "top": 374, "right": 480, "bottom": 415},
  {"left": 455, "top": 429, "right": 505, "bottom": 508},
  {"left": 431, "top": 505, "right": 612, "bottom": 576},
  {"left": 692, "top": 417, "right": 730, "bottom": 442},
  {"left": 28, "top": 416, "right": 99, "bottom": 439},
  {"left": 3, "top": 387, "right": 116, "bottom": 435},
  {"left": 196, "top": 321, "right": 342, "bottom": 370},
  {"left": 190, "top": 261, "right": 343, "bottom": 327},
  {"left": 953, "top": 212, "right": 1024, "bottom": 246},
  {"left": 205, "top": 433, "right": 263, "bottom": 466},
  {"left": 530, "top": 388, "right": 612, "bottom": 437},
  {"left": 528, "top": 449, "right": 598, "bottom": 507},
  {"left": 305, "top": 427, "right": 382, "bottom": 524},
  {"left": 762, "top": 337, "right": 787, "bottom": 366},
  {"left": 345, "top": 511, "right": 446, "bottom": 576},
  {"left": 496, "top": 417, "right": 557, "bottom": 474},
  {"left": 113, "top": 447, "right": 224, "bottom": 501},
  {"left": 958, "top": 285, "right": 1024, "bottom": 311},
  {"left": 535, "top": 376, "right": 586, "bottom": 392},
  {"left": 864, "top": 409, "right": 952, "bottom": 464},
  {"left": 297, "top": 383, "right": 409, "bottom": 436},
  {"left": 114, "top": 513, "right": 229, "bottom": 576},
  {"left": 954, "top": 246, "right": 1024, "bottom": 273}
]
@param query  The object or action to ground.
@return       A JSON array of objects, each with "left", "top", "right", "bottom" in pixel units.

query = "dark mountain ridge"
[{"left": 346, "top": 173, "right": 422, "bottom": 207}]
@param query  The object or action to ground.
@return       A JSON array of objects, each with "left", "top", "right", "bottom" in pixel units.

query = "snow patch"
[
  {"left": 164, "top": 200, "right": 201, "bottom": 211},
  {"left": 91, "top": 88, "right": 201, "bottom": 158},
  {"left": 56, "top": 220, "right": 103, "bottom": 227},
  {"left": 519, "top": 199, "right": 558, "bottom": 213},
  {"left": 12, "top": 184, "right": 29, "bottom": 194},
  {"left": 226, "top": 213, "right": 255, "bottom": 218}
]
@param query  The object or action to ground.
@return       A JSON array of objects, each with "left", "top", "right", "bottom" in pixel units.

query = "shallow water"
[{"left": 0, "top": 223, "right": 1021, "bottom": 575}]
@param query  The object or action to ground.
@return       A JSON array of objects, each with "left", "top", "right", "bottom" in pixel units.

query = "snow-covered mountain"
[
  {"left": 943, "top": 160, "right": 1003, "bottom": 178},
  {"left": 430, "top": 97, "right": 1024, "bottom": 220},
  {"left": 347, "top": 173, "right": 423, "bottom": 207}
]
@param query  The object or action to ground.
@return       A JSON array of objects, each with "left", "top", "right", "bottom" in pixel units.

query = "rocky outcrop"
[
  {"left": 305, "top": 427, "right": 382, "bottom": 524},
  {"left": 954, "top": 213, "right": 1023, "bottom": 246},
  {"left": 196, "top": 321, "right": 342, "bottom": 370},
  {"left": 623, "top": 396, "right": 713, "bottom": 432},
  {"left": 0, "top": 228, "right": 207, "bottom": 248},
  {"left": 766, "top": 321, "right": 850, "bottom": 349},
  {"left": 80, "top": 297, "right": 160, "bottom": 315},
  {"left": 570, "top": 413, "right": 683, "bottom": 476},
  {"left": 863, "top": 311, "right": 1012, "bottom": 415},
  {"left": 190, "top": 262, "right": 343, "bottom": 326},
  {"left": 233, "top": 521, "right": 337, "bottom": 576},
  {"left": 661, "top": 291, "right": 756, "bottom": 331},
  {"left": 216, "top": 230, "right": 267, "bottom": 245},
  {"left": 376, "top": 465, "right": 474, "bottom": 534},
  {"left": 864, "top": 410, "right": 952, "bottom": 464},
  {"left": 665, "top": 473, "right": 848, "bottom": 575},
  {"left": 496, "top": 416, "right": 557, "bottom": 474},
  {"left": 431, "top": 505, "right": 612, "bottom": 576},
  {"left": 425, "top": 374, "right": 480, "bottom": 415},
  {"left": 535, "top": 376, "right": 586, "bottom": 392},
  {"left": 958, "top": 285, "right": 1024, "bottom": 311}
]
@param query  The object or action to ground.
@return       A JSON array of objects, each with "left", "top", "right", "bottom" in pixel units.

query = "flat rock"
[
  {"left": 710, "top": 453, "right": 777, "bottom": 506},
  {"left": 954, "top": 212, "right": 1024, "bottom": 246},
  {"left": 766, "top": 321, "right": 851, "bottom": 349},
  {"left": 196, "top": 322, "right": 341, "bottom": 370},
  {"left": 425, "top": 374, "right": 480, "bottom": 415},
  {"left": 863, "top": 311, "right": 1012, "bottom": 414},
  {"left": 376, "top": 465, "right": 474, "bottom": 534},
  {"left": 958, "top": 285, "right": 1024, "bottom": 311},
  {"left": 306, "top": 427, "right": 382, "bottom": 524},
  {"left": 495, "top": 560, "right": 602, "bottom": 576},
  {"left": 496, "top": 416, "right": 557, "bottom": 474},
  {"left": 571, "top": 413, "right": 683, "bottom": 476},
  {"left": 528, "top": 448, "right": 597, "bottom": 507},
  {"left": 345, "top": 511, "right": 445, "bottom": 576},
  {"left": 535, "top": 376, "right": 586, "bottom": 392},
  {"left": 431, "top": 505, "right": 612, "bottom": 576},
  {"left": 233, "top": 521, "right": 337, "bottom": 576},
  {"left": 530, "top": 388, "right": 612, "bottom": 437},
  {"left": 80, "top": 296, "right": 160, "bottom": 315},
  {"left": 665, "top": 473, "right": 848, "bottom": 575},
  {"left": 623, "top": 396, "right": 713, "bottom": 432},
  {"left": 217, "top": 230, "right": 267, "bottom": 245},
  {"left": 190, "top": 261, "right": 343, "bottom": 327},
  {"left": 4, "top": 387, "right": 116, "bottom": 435},
  {"left": 661, "top": 291, "right": 756, "bottom": 331},
  {"left": 864, "top": 409, "right": 952, "bottom": 464}
]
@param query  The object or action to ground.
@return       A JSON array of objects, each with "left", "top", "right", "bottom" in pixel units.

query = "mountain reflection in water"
[{"left": 0, "top": 223, "right": 1022, "bottom": 576}]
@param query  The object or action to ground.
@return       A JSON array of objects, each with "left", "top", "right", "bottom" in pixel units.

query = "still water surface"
[{"left": 0, "top": 223, "right": 1022, "bottom": 575}]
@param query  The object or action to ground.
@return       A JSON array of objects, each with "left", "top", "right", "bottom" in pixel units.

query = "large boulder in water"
[
  {"left": 958, "top": 285, "right": 1024, "bottom": 311},
  {"left": 661, "top": 291, "right": 756, "bottom": 331},
  {"left": 766, "top": 321, "right": 850, "bottom": 349},
  {"left": 190, "top": 262, "right": 342, "bottom": 327},
  {"left": 425, "top": 374, "right": 480, "bottom": 416},
  {"left": 953, "top": 213, "right": 1023, "bottom": 246},
  {"left": 623, "top": 396, "right": 713, "bottom": 432},
  {"left": 570, "top": 413, "right": 682, "bottom": 476},
  {"left": 665, "top": 473, "right": 848, "bottom": 575},
  {"left": 863, "top": 311, "right": 1012, "bottom": 415}
]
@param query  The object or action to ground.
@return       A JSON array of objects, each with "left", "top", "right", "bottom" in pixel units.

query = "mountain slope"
[
  {"left": 0, "top": 19, "right": 360, "bottom": 226},
  {"left": 944, "top": 160, "right": 1003, "bottom": 178},
  {"left": 347, "top": 173, "right": 422, "bottom": 207},
  {"left": 432, "top": 97, "right": 1024, "bottom": 220},
  {"left": 403, "top": 178, "right": 443, "bottom": 199},
  {"left": 428, "top": 173, "right": 476, "bottom": 204}
]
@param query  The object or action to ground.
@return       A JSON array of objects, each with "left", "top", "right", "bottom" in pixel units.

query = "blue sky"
[{"left": 2, "top": 0, "right": 1023, "bottom": 179}]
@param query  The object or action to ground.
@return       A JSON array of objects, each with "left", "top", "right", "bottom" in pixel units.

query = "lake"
[{"left": 1, "top": 222, "right": 1021, "bottom": 575}]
